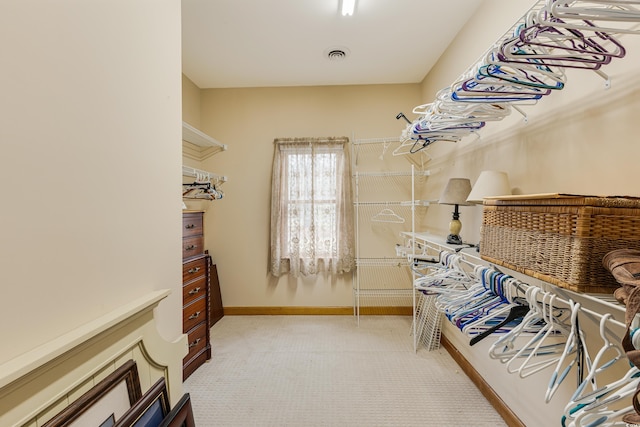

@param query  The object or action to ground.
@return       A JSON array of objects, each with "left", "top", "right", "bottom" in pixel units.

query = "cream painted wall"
[
  {"left": 420, "top": 0, "right": 532, "bottom": 104},
  {"left": 182, "top": 74, "right": 205, "bottom": 174},
  {"left": 193, "top": 85, "right": 422, "bottom": 308},
  {"left": 0, "top": 1, "right": 183, "bottom": 365},
  {"left": 182, "top": 74, "right": 202, "bottom": 129}
]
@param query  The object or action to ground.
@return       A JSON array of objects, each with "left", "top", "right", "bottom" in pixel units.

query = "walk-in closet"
[
  {"left": 5, "top": 1, "right": 640, "bottom": 427},
  {"left": 179, "top": 1, "right": 640, "bottom": 425}
]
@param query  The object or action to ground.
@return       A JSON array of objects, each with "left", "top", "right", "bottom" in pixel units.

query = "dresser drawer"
[
  {"left": 183, "top": 343, "right": 209, "bottom": 381},
  {"left": 183, "top": 296, "right": 207, "bottom": 333},
  {"left": 183, "top": 275, "right": 206, "bottom": 306},
  {"left": 182, "top": 212, "right": 203, "bottom": 238},
  {"left": 182, "top": 236, "right": 204, "bottom": 259},
  {"left": 182, "top": 257, "right": 207, "bottom": 282},
  {"left": 184, "top": 321, "right": 207, "bottom": 362}
]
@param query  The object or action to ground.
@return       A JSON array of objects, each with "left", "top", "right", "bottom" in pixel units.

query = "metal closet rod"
[
  {"left": 410, "top": 234, "right": 626, "bottom": 330},
  {"left": 354, "top": 200, "right": 431, "bottom": 206},
  {"left": 355, "top": 170, "right": 430, "bottom": 177},
  {"left": 352, "top": 137, "right": 402, "bottom": 145},
  {"left": 182, "top": 165, "right": 227, "bottom": 183}
]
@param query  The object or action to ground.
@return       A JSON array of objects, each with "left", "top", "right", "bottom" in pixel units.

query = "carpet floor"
[{"left": 183, "top": 315, "right": 507, "bottom": 427}]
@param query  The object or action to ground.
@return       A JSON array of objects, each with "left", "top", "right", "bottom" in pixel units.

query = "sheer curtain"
[{"left": 270, "top": 137, "right": 355, "bottom": 277}]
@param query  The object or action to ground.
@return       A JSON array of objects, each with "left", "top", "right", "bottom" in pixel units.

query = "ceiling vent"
[{"left": 325, "top": 47, "right": 350, "bottom": 61}]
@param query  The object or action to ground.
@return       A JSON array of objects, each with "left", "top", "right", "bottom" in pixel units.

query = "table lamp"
[
  {"left": 439, "top": 178, "right": 472, "bottom": 245},
  {"left": 466, "top": 171, "right": 511, "bottom": 204},
  {"left": 466, "top": 171, "right": 511, "bottom": 252}
]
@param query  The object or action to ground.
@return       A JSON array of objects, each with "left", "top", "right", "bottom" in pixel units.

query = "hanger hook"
[{"left": 396, "top": 112, "right": 412, "bottom": 125}]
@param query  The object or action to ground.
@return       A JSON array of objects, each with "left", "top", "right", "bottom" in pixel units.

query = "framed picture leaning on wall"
[
  {"left": 158, "top": 393, "right": 196, "bottom": 427},
  {"left": 43, "top": 360, "right": 143, "bottom": 427},
  {"left": 113, "top": 377, "right": 170, "bottom": 427}
]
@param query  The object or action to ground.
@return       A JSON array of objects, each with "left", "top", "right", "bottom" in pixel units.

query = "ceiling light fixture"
[{"left": 341, "top": 0, "right": 356, "bottom": 16}]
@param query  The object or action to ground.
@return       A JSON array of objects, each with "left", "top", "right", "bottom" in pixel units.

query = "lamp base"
[{"left": 446, "top": 234, "right": 463, "bottom": 245}]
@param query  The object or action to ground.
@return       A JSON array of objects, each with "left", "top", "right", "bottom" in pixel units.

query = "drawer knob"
[
  {"left": 185, "top": 245, "right": 197, "bottom": 251},
  {"left": 188, "top": 311, "right": 201, "bottom": 320},
  {"left": 188, "top": 287, "right": 201, "bottom": 295},
  {"left": 185, "top": 224, "right": 195, "bottom": 229},
  {"left": 188, "top": 267, "right": 201, "bottom": 274},
  {"left": 189, "top": 338, "right": 202, "bottom": 348}
]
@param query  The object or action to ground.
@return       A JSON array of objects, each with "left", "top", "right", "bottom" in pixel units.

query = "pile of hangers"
[
  {"left": 412, "top": 248, "right": 640, "bottom": 426},
  {"left": 401, "top": 0, "right": 640, "bottom": 154},
  {"left": 182, "top": 181, "right": 224, "bottom": 200}
]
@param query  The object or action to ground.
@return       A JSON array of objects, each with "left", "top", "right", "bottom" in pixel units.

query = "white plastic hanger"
[
  {"left": 371, "top": 208, "right": 405, "bottom": 223},
  {"left": 489, "top": 289, "right": 569, "bottom": 369},
  {"left": 537, "top": 1, "right": 640, "bottom": 35},
  {"left": 506, "top": 293, "right": 573, "bottom": 378},
  {"left": 488, "top": 286, "right": 546, "bottom": 361},
  {"left": 462, "top": 277, "right": 527, "bottom": 342},
  {"left": 565, "top": 374, "right": 640, "bottom": 426},
  {"left": 545, "top": 300, "right": 586, "bottom": 402},
  {"left": 568, "top": 313, "right": 625, "bottom": 405}
]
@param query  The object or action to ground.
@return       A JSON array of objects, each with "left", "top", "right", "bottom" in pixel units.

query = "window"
[
  {"left": 270, "top": 137, "right": 355, "bottom": 277},
  {"left": 283, "top": 149, "right": 336, "bottom": 258}
]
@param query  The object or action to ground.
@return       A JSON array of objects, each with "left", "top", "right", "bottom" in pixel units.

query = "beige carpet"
[{"left": 183, "top": 315, "right": 507, "bottom": 427}]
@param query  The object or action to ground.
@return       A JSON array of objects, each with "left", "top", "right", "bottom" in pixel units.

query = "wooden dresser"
[
  {"left": 182, "top": 211, "right": 211, "bottom": 380},
  {"left": 209, "top": 264, "right": 224, "bottom": 327}
]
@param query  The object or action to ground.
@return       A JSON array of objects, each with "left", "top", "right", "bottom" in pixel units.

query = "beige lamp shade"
[
  {"left": 439, "top": 178, "right": 472, "bottom": 206},
  {"left": 466, "top": 171, "right": 511, "bottom": 204}
]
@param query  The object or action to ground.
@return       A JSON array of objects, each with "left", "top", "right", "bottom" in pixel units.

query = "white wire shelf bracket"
[
  {"left": 352, "top": 137, "right": 402, "bottom": 145},
  {"left": 356, "top": 257, "right": 410, "bottom": 267},
  {"left": 354, "top": 289, "right": 415, "bottom": 296},
  {"left": 354, "top": 170, "right": 430, "bottom": 178},
  {"left": 354, "top": 200, "right": 431, "bottom": 207},
  {"left": 352, "top": 162, "right": 420, "bottom": 325},
  {"left": 182, "top": 121, "right": 228, "bottom": 151},
  {"left": 413, "top": 293, "right": 443, "bottom": 351},
  {"left": 350, "top": 136, "right": 409, "bottom": 165}
]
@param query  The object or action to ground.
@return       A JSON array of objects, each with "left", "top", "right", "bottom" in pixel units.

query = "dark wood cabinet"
[
  {"left": 182, "top": 211, "right": 211, "bottom": 380},
  {"left": 181, "top": 210, "right": 224, "bottom": 380}
]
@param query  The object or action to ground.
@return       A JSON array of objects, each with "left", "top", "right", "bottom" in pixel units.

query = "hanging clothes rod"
[
  {"left": 182, "top": 165, "right": 227, "bottom": 183},
  {"left": 406, "top": 232, "right": 626, "bottom": 329},
  {"left": 356, "top": 257, "right": 409, "bottom": 267},
  {"left": 354, "top": 200, "right": 431, "bottom": 207},
  {"left": 355, "top": 170, "right": 431, "bottom": 178},
  {"left": 352, "top": 137, "right": 402, "bottom": 145}
]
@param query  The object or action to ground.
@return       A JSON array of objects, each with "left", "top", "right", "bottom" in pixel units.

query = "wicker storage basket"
[{"left": 479, "top": 193, "right": 640, "bottom": 293}]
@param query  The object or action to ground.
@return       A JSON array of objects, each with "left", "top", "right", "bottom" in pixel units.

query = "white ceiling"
[{"left": 181, "top": 0, "right": 483, "bottom": 89}]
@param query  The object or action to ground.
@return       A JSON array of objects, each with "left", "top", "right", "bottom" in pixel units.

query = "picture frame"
[
  {"left": 158, "top": 393, "right": 196, "bottom": 427},
  {"left": 43, "top": 360, "right": 143, "bottom": 427},
  {"left": 114, "top": 377, "right": 170, "bottom": 427}
]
